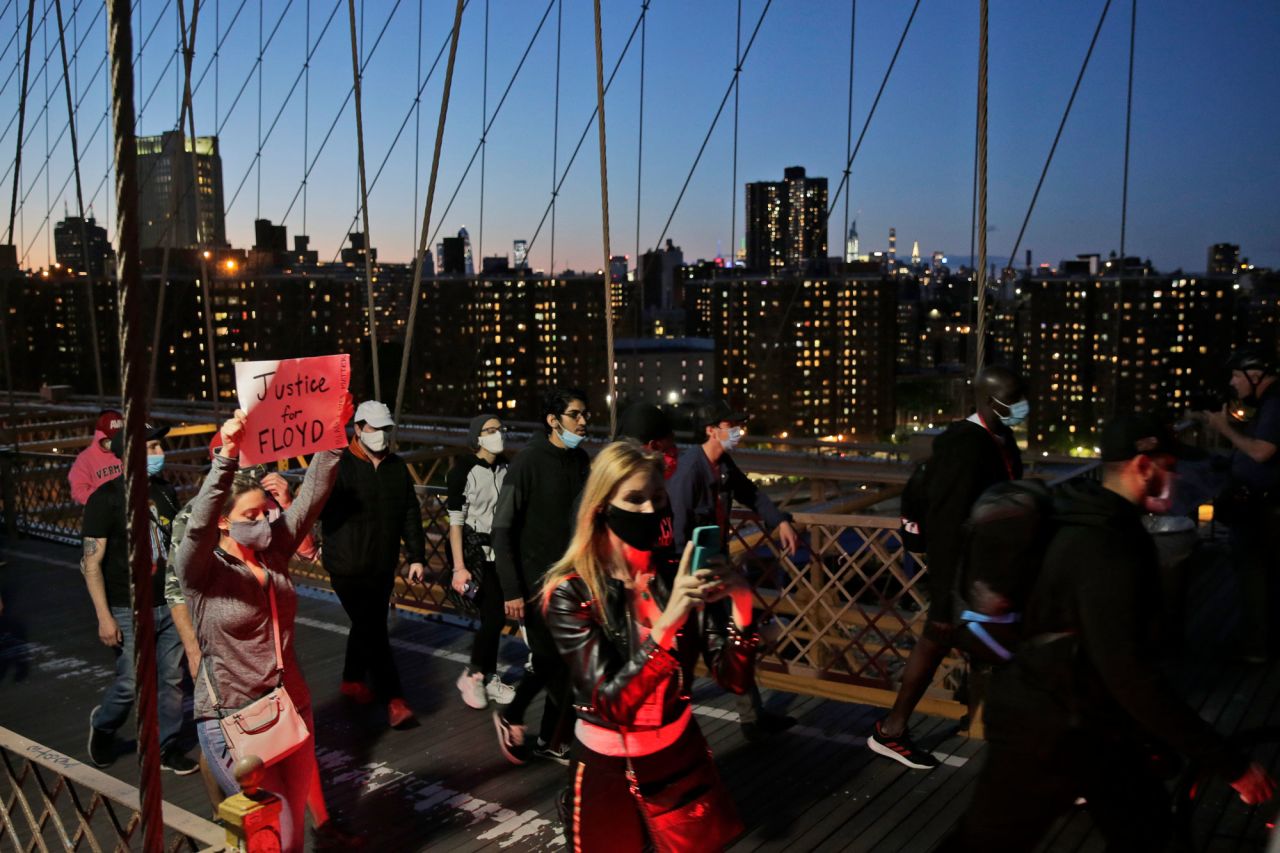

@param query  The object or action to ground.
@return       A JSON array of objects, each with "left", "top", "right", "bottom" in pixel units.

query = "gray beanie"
[{"left": 468, "top": 413, "right": 500, "bottom": 447}]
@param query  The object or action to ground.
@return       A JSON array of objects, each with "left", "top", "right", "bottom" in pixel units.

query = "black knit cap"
[
  {"left": 1099, "top": 412, "right": 1190, "bottom": 462},
  {"left": 615, "top": 403, "right": 673, "bottom": 444},
  {"left": 468, "top": 413, "right": 500, "bottom": 447}
]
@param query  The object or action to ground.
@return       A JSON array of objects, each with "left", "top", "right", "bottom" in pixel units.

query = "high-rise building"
[
  {"left": 53, "top": 215, "right": 114, "bottom": 277},
  {"left": 911, "top": 240, "right": 921, "bottom": 267},
  {"left": 614, "top": 337, "right": 715, "bottom": 407},
  {"left": 458, "top": 227, "right": 475, "bottom": 276},
  {"left": 744, "top": 166, "right": 828, "bottom": 271},
  {"left": 136, "top": 132, "right": 226, "bottom": 250},
  {"left": 513, "top": 239, "right": 529, "bottom": 270},
  {"left": 1208, "top": 243, "right": 1240, "bottom": 275},
  {"left": 845, "top": 220, "right": 859, "bottom": 263},
  {"left": 888, "top": 227, "right": 897, "bottom": 268},
  {"left": 440, "top": 237, "right": 466, "bottom": 275}
]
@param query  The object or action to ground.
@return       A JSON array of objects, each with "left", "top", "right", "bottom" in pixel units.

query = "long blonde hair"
[{"left": 540, "top": 440, "right": 663, "bottom": 623}]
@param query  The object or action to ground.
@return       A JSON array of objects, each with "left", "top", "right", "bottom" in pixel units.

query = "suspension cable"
[
  {"left": 728, "top": 0, "right": 740, "bottom": 269},
  {"left": 53, "top": 0, "right": 105, "bottom": 400},
  {"left": 105, "top": 2, "right": 165, "bottom": 848},
  {"left": 633, "top": 1, "right": 646, "bottom": 271},
  {"left": 391, "top": 0, "right": 465, "bottom": 438},
  {"left": 303, "top": 0, "right": 310, "bottom": 234},
  {"left": 549, "top": 0, "right": 560, "bottom": 275},
  {"left": 974, "top": 0, "right": 990, "bottom": 373},
  {"left": 6, "top": 0, "right": 36, "bottom": 245},
  {"left": 410, "top": 0, "right": 419, "bottom": 251},
  {"left": 478, "top": 0, "right": 487, "bottom": 263},
  {"left": 1005, "top": 0, "right": 1112, "bottom": 275},
  {"left": 652, "top": 0, "right": 771, "bottom": 251},
  {"left": 824, "top": 0, "right": 920, "bottom": 223},
  {"left": 347, "top": 0, "right": 381, "bottom": 400},
  {"left": 591, "top": 0, "right": 616, "bottom": 434},
  {"left": 1119, "top": 0, "right": 1135, "bottom": 259},
  {"left": 842, "top": 0, "right": 855, "bottom": 261}
]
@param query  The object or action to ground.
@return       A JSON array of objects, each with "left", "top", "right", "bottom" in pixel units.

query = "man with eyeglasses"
[{"left": 492, "top": 387, "right": 592, "bottom": 764}]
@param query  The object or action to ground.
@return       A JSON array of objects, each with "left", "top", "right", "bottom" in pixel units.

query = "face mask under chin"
[
  {"left": 559, "top": 427, "right": 585, "bottom": 450},
  {"left": 1142, "top": 470, "right": 1175, "bottom": 515}
]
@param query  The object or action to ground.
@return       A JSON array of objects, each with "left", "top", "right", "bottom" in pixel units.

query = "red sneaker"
[
  {"left": 388, "top": 698, "right": 416, "bottom": 728},
  {"left": 339, "top": 681, "right": 375, "bottom": 704}
]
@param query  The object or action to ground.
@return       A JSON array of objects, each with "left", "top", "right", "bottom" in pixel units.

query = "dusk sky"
[{"left": 4, "top": 0, "right": 1278, "bottom": 273}]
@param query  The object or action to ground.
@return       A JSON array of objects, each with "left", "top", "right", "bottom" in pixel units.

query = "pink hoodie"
[{"left": 68, "top": 431, "right": 123, "bottom": 505}]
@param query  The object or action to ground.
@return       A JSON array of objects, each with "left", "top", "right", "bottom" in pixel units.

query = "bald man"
[{"left": 870, "top": 366, "right": 1028, "bottom": 769}]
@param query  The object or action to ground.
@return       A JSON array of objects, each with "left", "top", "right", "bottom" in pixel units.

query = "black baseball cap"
[
  {"left": 615, "top": 403, "right": 674, "bottom": 444},
  {"left": 693, "top": 399, "right": 747, "bottom": 430},
  {"left": 109, "top": 422, "right": 170, "bottom": 458},
  {"left": 1099, "top": 412, "right": 1190, "bottom": 462}
]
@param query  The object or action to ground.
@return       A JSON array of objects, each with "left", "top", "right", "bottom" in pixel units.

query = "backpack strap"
[{"left": 960, "top": 610, "right": 1022, "bottom": 662}]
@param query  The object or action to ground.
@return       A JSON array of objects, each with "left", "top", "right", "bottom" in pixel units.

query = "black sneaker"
[
  {"left": 494, "top": 710, "right": 529, "bottom": 765},
  {"left": 533, "top": 738, "right": 571, "bottom": 765},
  {"left": 313, "top": 817, "right": 366, "bottom": 850},
  {"left": 867, "top": 721, "right": 940, "bottom": 770},
  {"left": 87, "top": 706, "right": 116, "bottom": 768},
  {"left": 160, "top": 749, "right": 199, "bottom": 776},
  {"left": 741, "top": 709, "right": 797, "bottom": 741}
]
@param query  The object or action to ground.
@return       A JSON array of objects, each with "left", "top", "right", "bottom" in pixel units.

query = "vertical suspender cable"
[
  {"left": 974, "top": 0, "right": 989, "bottom": 374},
  {"left": 633, "top": 1, "right": 645, "bottom": 271},
  {"left": 478, "top": 0, "right": 487, "bottom": 262},
  {"left": 549, "top": 0, "right": 560, "bottom": 277},
  {"left": 842, "top": 0, "right": 855, "bottom": 262},
  {"left": 1119, "top": 0, "right": 1135, "bottom": 259},
  {"left": 6, "top": 0, "right": 35, "bottom": 245},
  {"left": 410, "top": 0, "right": 419, "bottom": 251},
  {"left": 726, "top": 0, "right": 740, "bottom": 397},
  {"left": 592, "top": 0, "right": 616, "bottom": 435},
  {"left": 255, "top": 0, "right": 262, "bottom": 218},
  {"left": 347, "top": 0, "right": 381, "bottom": 400},
  {"left": 1005, "top": 0, "right": 1112, "bottom": 277},
  {"left": 54, "top": 0, "right": 106, "bottom": 401},
  {"left": 41, "top": 0, "right": 49, "bottom": 268},
  {"left": 391, "top": 0, "right": 464, "bottom": 438},
  {"left": 106, "top": 1, "right": 165, "bottom": 847}
]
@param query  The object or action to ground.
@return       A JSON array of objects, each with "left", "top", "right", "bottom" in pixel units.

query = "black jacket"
[
  {"left": 667, "top": 446, "right": 791, "bottom": 549},
  {"left": 546, "top": 573, "right": 756, "bottom": 730},
  {"left": 925, "top": 417, "right": 1023, "bottom": 584},
  {"left": 986, "top": 479, "right": 1244, "bottom": 779},
  {"left": 318, "top": 446, "right": 426, "bottom": 577},
  {"left": 492, "top": 432, "right": 591, "bottom": 599}
]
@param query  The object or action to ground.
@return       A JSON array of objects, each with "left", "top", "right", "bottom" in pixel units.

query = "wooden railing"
[{"left": 0, "top": 727, "right": 225, "bottom": 852}]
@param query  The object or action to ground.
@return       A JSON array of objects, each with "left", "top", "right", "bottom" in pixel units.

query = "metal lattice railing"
[{"left": 0, "top": 726, "right": 225, "bottom": 852}]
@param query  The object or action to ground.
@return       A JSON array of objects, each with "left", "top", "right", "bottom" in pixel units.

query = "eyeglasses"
[
  {"left": 479, "top": 426, "right": 507, "bottom": 436},
  {"left": 561, "top": 410, "right": 591, "bottom": 423}
]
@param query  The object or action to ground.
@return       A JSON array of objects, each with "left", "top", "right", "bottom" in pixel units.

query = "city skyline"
[{"left": 2, "top": 2, "right": 1278, "bottom": 274}]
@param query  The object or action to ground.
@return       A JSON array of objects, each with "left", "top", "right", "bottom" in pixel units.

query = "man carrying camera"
[{"left": 1201, "top": 350, "right": 1280, "bottom": 663}]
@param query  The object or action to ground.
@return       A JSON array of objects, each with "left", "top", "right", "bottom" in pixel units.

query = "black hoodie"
[
  {"left": 985, "top": 478, "right": 1244, "bottom": 779},
  {"left": 491, "top": 432, "right": 591, "bottom": 600}
]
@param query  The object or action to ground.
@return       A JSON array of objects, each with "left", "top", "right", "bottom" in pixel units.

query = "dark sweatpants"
[
  {"left": 503, "top": 602, "right": 572, "bottom": 747},
  {"left": 469, "top": 561, "right": 506, "bottom": 675},
  {"left": 331, "top": 571, "right": 404, "bottom": 702},
  {"left": 939, "top": 728, "right": 1172, "bottom": 853}
]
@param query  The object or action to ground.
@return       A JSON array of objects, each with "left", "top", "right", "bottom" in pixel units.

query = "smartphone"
[{"left": 690, "top": 525, "right": 721, "bottom": 574}]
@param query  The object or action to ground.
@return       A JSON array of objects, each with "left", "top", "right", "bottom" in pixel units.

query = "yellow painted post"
[{"left": 217, "top": 755, "right": 283, "bottom": 851}]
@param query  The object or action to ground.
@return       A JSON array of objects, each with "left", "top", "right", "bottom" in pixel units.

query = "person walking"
[
  {"left": 940, "top": 413, "right": 1275, "bottom": 852},
  {"left": 81, "top": 422, "right": 196, "bottom": 775},
  {"left": 68, "top": 409, "right": 123, "bottom": 505},
  {"left": 491, "top": 387, "right": 592, "bottom": 764},
  {"left": 318, "top": 400, "right": 426, "bottom": 728},
  {"left": 448, "top": 413, "right": 516, "bottom": 709},
  {"left": 543, "top": 440, "right": 755, "bottom": 851},
  {"left": 869, "top": 366, "right": 1027, "bottom": 769},
  {"left": 667, "top": 398, "right": 799, "bottom": 741},
  {"left": 176, "top": 401, "right": 351, "bottom": 853}
]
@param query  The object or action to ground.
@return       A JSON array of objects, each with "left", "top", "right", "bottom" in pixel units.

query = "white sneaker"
[
  {"left": 485, "top": 674, "right": 515, "bottom": 705},
  {"left": 457, "top": 669, "right": 488, "bottom": 709}
]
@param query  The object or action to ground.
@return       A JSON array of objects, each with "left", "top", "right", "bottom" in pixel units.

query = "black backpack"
[
  {"left": 951, "top": 479, "right": 1058, "bottom": 664},
  {"left": 899, "top": 461, "right": 930, "bottom": 553}
]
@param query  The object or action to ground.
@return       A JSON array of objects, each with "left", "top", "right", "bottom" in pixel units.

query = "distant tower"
[
  {"left": 888, "top": 227, "right": 897, "bottom": 267},
  {"left": 845, "top": 220, "right": 859, "bottom": 262},
  {"left": 513, "top": 239, "right": 529, "bottom": 270},
  {"left": 458, "top": 226, "right": 474, "bottom": 276},
  {"left": 910, "top": 240, "right": 921, "bottom": 267}
]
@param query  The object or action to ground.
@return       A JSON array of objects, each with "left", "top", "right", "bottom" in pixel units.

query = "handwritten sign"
[{"left": 234, "top": 354, "right": 351, "bottom": 465}]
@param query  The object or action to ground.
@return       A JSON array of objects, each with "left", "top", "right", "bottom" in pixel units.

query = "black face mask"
[{"left": 605, "top": 505, "right": 662, "bottom": 552}]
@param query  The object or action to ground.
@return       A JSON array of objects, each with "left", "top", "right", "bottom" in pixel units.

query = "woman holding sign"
[
  {"left": 175, "top": 396, "right": 352, "bottom": 853},
  {"left": 540, "top": 441, "right": 758, "bottom": 852}
]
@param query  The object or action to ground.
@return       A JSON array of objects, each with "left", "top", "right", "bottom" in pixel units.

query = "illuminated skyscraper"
[
  {"left": 136, "top": 131, "right": 226, "bottom": 249},
  {"left": 744, "top": 166, "right": 827, "bottom": 271},
  {"left": 513, "top": 239, "right": 529, "bottom": 270},
  {"left": 845, "top": 220, "right": 859, "bottom": 262},
  {"left": 458, "top": 227, "right": 475, "bottom": 276},
  {"left": 888, "top": 227, "right": 897, "bottom": 267}
]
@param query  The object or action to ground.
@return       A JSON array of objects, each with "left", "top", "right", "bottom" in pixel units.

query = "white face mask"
[
  {"left": 720, "top": 426, "right": 743, "bottom": 450},
  {"left": 478, "top": 432, "right": 505, "bottom": 455},
  {"left": 360, "top": 429, "right": 388, "bottom": 453}
]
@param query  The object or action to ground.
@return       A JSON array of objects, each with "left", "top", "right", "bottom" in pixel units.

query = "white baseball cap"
[{"left": 354, "top": 400, "right": 394, "bottom": 428}]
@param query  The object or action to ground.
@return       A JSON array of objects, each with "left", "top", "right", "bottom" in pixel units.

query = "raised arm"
[
  {"left": 174, "top": 453, "right": 239, "bottom": 593},
  {"left": 272, "top": 449, "right": 343, "bottom": 558}
]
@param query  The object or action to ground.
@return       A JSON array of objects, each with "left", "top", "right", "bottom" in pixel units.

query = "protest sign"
[{"left": 234, "top": 354, "right": 351, "bottom": 465}]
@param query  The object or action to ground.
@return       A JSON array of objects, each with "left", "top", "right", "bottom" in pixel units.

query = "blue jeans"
[
  {"left": 197, "top": 709, "right": 317, "bottom": 853},
  {"left": 91, "top": 605, "right": 185, "bottom": 753}
]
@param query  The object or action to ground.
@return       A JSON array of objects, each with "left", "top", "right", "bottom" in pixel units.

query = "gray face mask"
[{"left": 228, "top": 517, "right": 273, "bottom": 551}]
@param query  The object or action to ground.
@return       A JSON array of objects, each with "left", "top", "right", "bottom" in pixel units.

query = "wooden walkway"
[{"left": 0, "top": 536, "right": 1275, "bottom": 852}]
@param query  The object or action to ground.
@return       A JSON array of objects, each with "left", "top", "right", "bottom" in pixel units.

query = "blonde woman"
[{"left": 542, "top": 441, "right": 757, "bottom": 852}]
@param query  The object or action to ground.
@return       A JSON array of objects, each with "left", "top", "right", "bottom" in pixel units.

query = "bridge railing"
[{"left": 0, "top": 726, "right": 225, "bottom": 852}]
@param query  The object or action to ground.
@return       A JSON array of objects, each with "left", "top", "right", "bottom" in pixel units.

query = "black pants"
[
  {"left": 503, "top": 602, "right": 571, "bottom": 747},
  {"left": 566, "top": 720, "right": 711, "bottom": 852},
  {"left": 330, "top": 571, "right": 404, "bottom": 702},
  {"left": 1229, "top": 505, "right": 1280, "bottom": 658},
  {"left": 469, "top": 561, "right": 505, "bottom": 675},
  {"left": 939, "top": 728, "right": 1172, "bottom": 853}
]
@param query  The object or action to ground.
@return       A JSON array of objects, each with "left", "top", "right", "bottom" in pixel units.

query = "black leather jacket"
[{"left": 546, "top": 572, "right": 758, "bottom": 731}]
